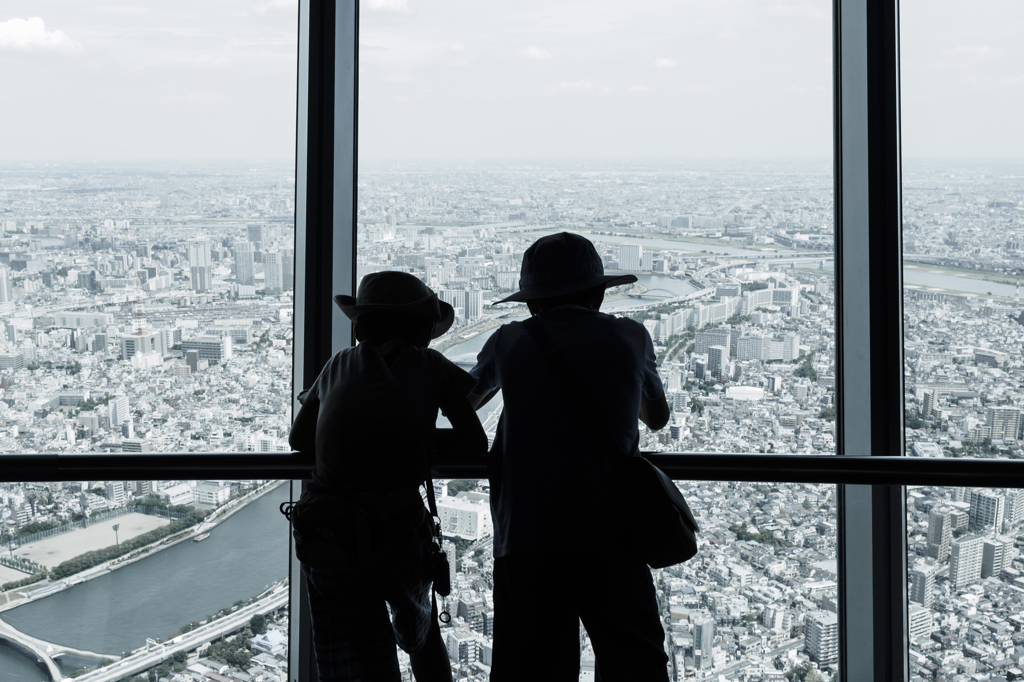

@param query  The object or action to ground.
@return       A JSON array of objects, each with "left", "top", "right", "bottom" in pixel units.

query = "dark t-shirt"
[
  {"left": 298, "top": 339, "right": 476, "bottom": 493},
  {"left": 470, "top": 306, "right": 664, "bottom": 557}
]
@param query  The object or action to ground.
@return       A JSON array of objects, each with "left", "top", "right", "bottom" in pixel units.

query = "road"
[{"left": 73, "top": 584, "right": 288, "bottom": 682}]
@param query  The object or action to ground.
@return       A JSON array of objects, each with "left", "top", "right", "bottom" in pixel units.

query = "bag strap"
[
  {"left": 521, "top": 315, "right": 630, "bottom": 460},
  {"left": 368, "top": 345, "right": 450, "bottom": 622}
]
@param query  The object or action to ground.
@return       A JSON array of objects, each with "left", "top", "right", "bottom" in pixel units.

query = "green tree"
[
  {"left": 249, "top": 613, "right": 268, "bottom": 635},
  {"left": 818, "top": 406, "right": 836, "bottom": 422}
]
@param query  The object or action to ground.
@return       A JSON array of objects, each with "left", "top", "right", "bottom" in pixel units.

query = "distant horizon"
[{"left": 3, "top": 156, "right": 1024, "bottom": 166}]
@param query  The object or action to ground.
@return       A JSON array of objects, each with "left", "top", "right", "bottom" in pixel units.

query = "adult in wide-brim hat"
[
  {"left": 334, "top": 271, "right": 455, "bottom": 339},
  {"left": 495, "top": 232, "right": 637, "bottom": 304}
]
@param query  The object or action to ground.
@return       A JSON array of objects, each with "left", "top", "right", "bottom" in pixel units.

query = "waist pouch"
[{"left": 289, "top": 488, "right": 432, "bottom": 570}]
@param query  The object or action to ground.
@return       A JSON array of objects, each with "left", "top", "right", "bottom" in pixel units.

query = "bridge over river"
[{"left": 0, "top": 617, "right": 120, "bottom": 681}]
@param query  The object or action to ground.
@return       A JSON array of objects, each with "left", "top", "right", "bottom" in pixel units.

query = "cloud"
[
  {"left": 558, "top": 80, "right": 593, "bottom": 91},
  {"left": 629, "top": 85, "right": 649, "bottom": 92},
  {"left": 518, "top": 45, "right": 551, "bottom": 61},
  {"left": 598, "top": 86, "right": 614, "bottom": 96},
  {"left": 654, "top": 58, "right": 677, "bottom": 69},
  {"left": 0, "top": 17, "right": 81, "bottom": 52},
  {"left": 385, "top": 73, "right": 412, "bottom": 83},
  {"left": 254, "top": 0, "right": 297, "bottom": 14},
  {"left": 951, "top": 45, "right": 993, "bottom": 56},
  {"left": 364, "top": 0, "right": 411, "bottom": 13},
  {"left": 450, "top": 43, "right": 466, "bottom": 53}
]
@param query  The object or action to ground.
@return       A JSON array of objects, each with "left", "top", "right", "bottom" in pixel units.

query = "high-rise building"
[
  {"left": 693, "top": 617, "right": 714, "bottom": 670},
  {"left": 908, "top": 605, "right": 934, "bottom": 641},
  {"left": 910, "top": 566, "right": 935, "bottom": 607},
  {"left": 984, "top": 407, "right": 1022, "bottom": 440},
  {"left": 618, "top": 244, "right": 642, "bottom": 272},
  {"left": 708, "top": 345, "right": 727, "bottom": 382},
  {"left": 926, "top": 507, "right": 953, "bottom": 562},
  {"left": 0, "top": 267, "right": 12, "bottom": 303},
  {"left": 982, "top": 538, "right": 1011, "bottom": 578},
  {"left": 463, "top": 289, "right": 483, "bottom": 322},
  {"left": 1005, "top": 490, "right": 1024, "bottom": 529},
  {"left": 234, "top": 241, "right": 256, "bottom": 286},
  {"left": 281, "top": 247, "right": 294, "bottom": 291},
  {"left": 783, "top": 333, "right": 801, "bottom": 362},
  {"left": 108, "top": 394, "right": 130, "bottom": 427},
  {"left": 805, "top": 610, "right": 839, "bottom": 666},
  {"left": 695, "top": 329, "right": 732, "bottom": 356},
  {"left": 922, "top": 389, "right": 938, "bottom": 418},
  {"left": 950, "top": 535, "right": 984, "bottom": 589},
  {"left": 970, "top": 489, "right": 1006, "bottom": 532},
  {"left": 247, "top": 224, "right": 268, "bottom": 248},
  {"left": 187, "top": 237, "right": 212, "bottom": 292},
  {"left": 264, "top": 250, "right": 284, "bottom": 294}
]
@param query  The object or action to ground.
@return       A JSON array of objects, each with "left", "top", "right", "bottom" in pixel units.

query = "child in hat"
[
  {"left": 289, "top": 271, "right": 486, "bottom": 682},
  {"left": 469, "top": 232, "right": 672, "bottom": 680}
]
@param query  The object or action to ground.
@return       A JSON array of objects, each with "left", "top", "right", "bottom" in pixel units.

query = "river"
[
  {"left": 0, "top": 484, "right": 290, "bottom": 676},
  {"left": 819, "top": 260, "right": 1017, "bottom": 298},
  {"left": 532, "top": 230, "right": 823, "bottom": 258}
]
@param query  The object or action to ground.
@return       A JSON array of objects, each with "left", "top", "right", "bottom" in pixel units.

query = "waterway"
[
  {"left": 533, "top": 229, "right": 822, "bottom": 258},
  {"left": 903, "top": 270, "right": 1018, "bottom": 298},
  {"left": 0, "top": 484, "right": 290, "bottom": 674},
  {"left": 0, "top": 641, "right": 49, "bottom": 682},
  {"left": 820, "top": 260, "right": 1018, "bottom": 298}
]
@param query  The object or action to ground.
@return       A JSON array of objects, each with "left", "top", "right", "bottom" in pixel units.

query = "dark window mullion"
[{"left": 835, "top": 0, "right": 907, "bottom": 679}]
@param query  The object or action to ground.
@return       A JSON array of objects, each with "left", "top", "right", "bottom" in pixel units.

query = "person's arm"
[
  {"left": 438, "top": 396, "right": 489, "bottom": 457},
  {"left": 466, "top": 327, "right": 501, "bottom": 411},
  {"left": 289, "top": 394, "right": 319, "bottom": 453},
  {"left": 468, "top": 387, "right": 499, "bottom": 411},
  {"left": 637, "top": 319, "right": 670, "bottom": 431},
  {"left": 640, "top": 393, "right": 670, "bottom": 431}
]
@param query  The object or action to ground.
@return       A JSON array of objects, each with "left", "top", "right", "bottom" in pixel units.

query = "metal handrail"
[
  {"left": 5, "top": 450, "right": 1024, "bottom": 488},
  {"left": 434, "top": 452, "right": 1024, "bottom": 488}
]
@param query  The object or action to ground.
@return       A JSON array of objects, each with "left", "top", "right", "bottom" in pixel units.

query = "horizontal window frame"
[{"left": 5, "top": 451, "right": 1024, "bottom": 489}]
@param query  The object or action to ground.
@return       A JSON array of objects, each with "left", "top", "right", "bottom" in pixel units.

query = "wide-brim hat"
[
  {"left": 334, "top": 271, "right": 455, "bottom": 339},
  {"left": 495, "top": 232, "right": 637, "bottom": 304}
]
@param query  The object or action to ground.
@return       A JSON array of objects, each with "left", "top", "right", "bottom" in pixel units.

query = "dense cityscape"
[{"left": 0, "top": 159, "right": 1022, "bottom": 680}]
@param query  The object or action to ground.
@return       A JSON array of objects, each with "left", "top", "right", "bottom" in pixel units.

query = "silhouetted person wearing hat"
[
  {"left": 290, "top": 271, "right": 487, "bottom": 682},
  {"left": 469, "top": 233, "right": 671, "bottom": 681}
]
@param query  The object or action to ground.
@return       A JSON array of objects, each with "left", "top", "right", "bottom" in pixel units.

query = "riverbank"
[
  {"left": 904, "top": 261, "right": 1021, "bottom": 286},
  {"left": 0, "top": 481, "right": 286, "bottom": 615}
]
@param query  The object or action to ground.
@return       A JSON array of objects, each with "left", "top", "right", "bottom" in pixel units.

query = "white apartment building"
[{"left": 437, "top": 495, "right": 493, "bottom": 541}]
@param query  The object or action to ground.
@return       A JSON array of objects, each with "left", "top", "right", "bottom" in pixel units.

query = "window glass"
[
  {"left": 0, "top": 479, "right": 290, "bottom": 680},
  {"left": 900, "top": 0, "right": 1024, "bottom": 458},
  {"left": 906, "top": 485, "right": 1024, "bottom": 678},
  {"left": 433, "top": 479, "right": 838, "bottom": 680},
  {"left": 0, "top": 1, "right": 297, "bottom": 678},
  {"left": 0, "top": 1, "right": 297, "bottom": 455},
  {"left": 359, "top": 0, "right": 836, "bottom": 455}
]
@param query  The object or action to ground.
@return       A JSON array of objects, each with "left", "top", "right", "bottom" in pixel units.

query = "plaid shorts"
[{"left": 302, "top": 524, "right": 435, "bottom": 682}]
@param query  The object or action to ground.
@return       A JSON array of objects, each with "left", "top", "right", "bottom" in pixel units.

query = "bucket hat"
[
  {"left": 495, "top": 232, "right": 637, "bottom": 304},
  {"left": 334, "top": 271, "right": 455, "bottom": 339}
]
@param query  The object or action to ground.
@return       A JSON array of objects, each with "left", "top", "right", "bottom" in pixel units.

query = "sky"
[{"left": 0, "top": 0, "right": 1020, "bottom": 162}]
